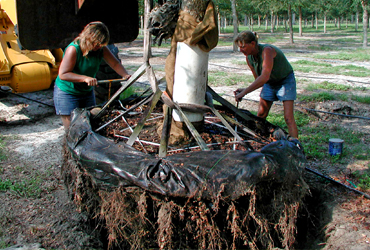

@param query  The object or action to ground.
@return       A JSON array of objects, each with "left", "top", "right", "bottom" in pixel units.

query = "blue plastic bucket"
[{"left": 329, "top": 138, "right": 344, "bottom": 156}]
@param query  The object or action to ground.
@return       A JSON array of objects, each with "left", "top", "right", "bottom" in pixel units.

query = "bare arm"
[
  {"left": 234, "top": 46, "right": 276, "bottom": 101},
  {"left": 58, "top": 46, "right": 98, "bottom": 86},
  {"left": 102, "top": 46, "right": 131, "bottom": 80}
]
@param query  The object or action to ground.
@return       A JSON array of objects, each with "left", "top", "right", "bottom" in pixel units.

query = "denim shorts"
[
  {"left": 260, "top": 72, "right": 297, "bottom": 101},
  {"left": 53, "top": 85, "right": 96, "bottom": 115}
]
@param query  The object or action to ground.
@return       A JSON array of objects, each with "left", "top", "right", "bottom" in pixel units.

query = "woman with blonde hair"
[
  {"left": 54, "top": 21, "right": 131, "bottom": 131},
  {"left": 234, "top": 31, "right": 298, "bottom": 138}
]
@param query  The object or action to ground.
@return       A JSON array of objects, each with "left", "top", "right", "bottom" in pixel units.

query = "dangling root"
[{"left": 62, "top": 143, "right": 308, "bottom": 249}]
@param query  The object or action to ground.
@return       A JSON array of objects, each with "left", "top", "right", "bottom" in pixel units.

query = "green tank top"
[
  {"left": 55, "top": 41, "right": 104, "bottom": 95},
  {"left": 247, "top": 44, "right": 293, "bottom": 85}
]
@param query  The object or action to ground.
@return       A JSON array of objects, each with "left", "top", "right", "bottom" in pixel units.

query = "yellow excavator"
[
  {"left": 0, "top": 0, "right": 62, "bottom": 93},
  {"left": 0, "top": 0, "right": 138, "bottom": 93}
]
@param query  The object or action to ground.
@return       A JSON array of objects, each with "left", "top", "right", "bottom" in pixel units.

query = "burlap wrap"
[{"left": 165, "top": 0, "right": 218, "bottom": 98}]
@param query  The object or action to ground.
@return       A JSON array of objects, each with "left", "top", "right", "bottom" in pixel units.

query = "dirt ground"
[{"left": 1, "top": 35, "right": 370, "bottom": 250}]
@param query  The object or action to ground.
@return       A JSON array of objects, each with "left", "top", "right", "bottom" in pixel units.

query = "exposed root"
[
  {"left": 62, "top": 143, "right": 308, "bottom": 249},
  {"left": 157, "top": 201, "right": 176, "bottom": 249},
  {"left": 99, "top": 187, "right": 152, "bottom": 249}
]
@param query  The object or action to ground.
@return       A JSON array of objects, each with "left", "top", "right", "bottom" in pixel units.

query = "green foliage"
[
  {"left": 266, "top": 110, "right": 311, "bottom": 131},
  {"left": 119, "top": 86, "right": 136, "bottom": 100},
  {"left": 351, "top": 95, "right": 370, "bottom": 104},
  {"left": 299, "top": 90, "right": 369, "bottom": 104},
  {"left": 258, "top": 35, "right": 279, "bottom": 44},
  {"left": 208, "top": 71, "right": 254, "bottom": 86},
  {"left": 231, "top": 59, "right": 247, "bottom": 65},
  {"left": 291, "top": 60, "right": 330, "bottom": 73},
  {"left": 0, "top": 166, "right": 55, "bottom": 198},
  {"left": 293, "top": 60, "right": 330, "bottom": 67},
  {"left": 337, "top": 94, "right": 349, "bottom": 102},
  {"left": 353, "top": 86, "right": 370, "bottom": 91},
  {"left": 152, "top": 41, "right": 172, "bottom": 48},
  {"left": 298, "top": 92, "right": 336, "bottom": 102},
  {"left": 266, "top": 113, "right": 286, "bottom": 128},
  {"left": 353, "top": 145, "right": 370, "bottom": 160},
  {"left": 313, "top": 48, "right": 370, "bottom": 61},
  {"left": 352, "top": 168, "right": 370, "bottom": 190},
  {"left": 291, "top": 59, "right": 370, "bottom": 77},
  {"left": 0, "top": 135, "right": 6, "bottom": 162},
  {"left": 217, "top": 40, "right": 234, "bottom": 46},
  {"left": 299, "top": 123, "right": 366, "bottom": 161},
  {"left": 317, "top": 65, "right": 370, "bottom": 77},
  {"left": 0, "top": 241, "right": 10, "bottom": 249},
  {"left": 0, "top": 179, "right": 12, "bottom": 191},
  {"left": 0, "top": 176, "right": 45, "bottom": 198},
  {"left": 305, "top": 81, "right": 350, "bottom": 91},
  {"left": 306, "top": 45, "right": 335, "bottom": 51}
]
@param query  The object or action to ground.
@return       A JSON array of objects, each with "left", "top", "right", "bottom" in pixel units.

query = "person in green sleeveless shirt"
[
  {"left": 233, "top": 31, "right": 298, "bottom": 138},
  {"left": 53, "top": 21, "right": 131, "bottom": 131}
]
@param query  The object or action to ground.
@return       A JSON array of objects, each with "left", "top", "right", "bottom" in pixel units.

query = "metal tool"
[
  {"left": 93, "top": 63, "right": 148, "bottom": 119},
  {"left": 233, "top": 101, "right": 239, "bottom": 150},
  {"left": 97, "top": 79, "right": 126, "bottom": 85}
]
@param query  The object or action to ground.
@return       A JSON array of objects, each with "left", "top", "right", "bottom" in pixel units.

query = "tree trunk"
[
  {"left": 324, "top": 13, "right": 327, "bottom": 33},
  {"left": 288, "top": 5, "right": 294, "bottom": 44},
  {"left": 311, "top": 14, "right": 314, "bottom": 28},
  {"left": 338, "top": 16, "right": 341, "bottom": 29},
  {"left": 299, "top": 6, "right": 303, "bottom": 36},
  {"left": 315, "top": 11, "right": 318, "bottom": 30},
  {"left": 230, "top": 0, "right": 239, "bottom": 52},
  {"left": 143, "top": 0, "right": 153, "bottom": 62},
  {"left": 221, "top": 16, "right": 226, "bottom": 33},
  {"left": 250, "top": 14, "right": 254, "bottom": 32},
  {"left": 140, "top": 15, "right": 144, "bottom": 35},
  {"left": 284, "top": 15, "right": 288, "bottom": 32},
  {"left": 265, "top": 14, "right": 268, "bottom": 30},
  {"left": 218, "top": 13, "right": 221, "bottom": 35},
  {"left": 361, "top": 0, "right": 368, "bottom": 47},
  {"left": 258, "top": 15, "right": 261, "bottom": 27},
  {"left": 271, "top": 10, "right": 274, "bottom": 33},
  {"left": 169, "top": 0, "right": 219, "bottom": 136}
]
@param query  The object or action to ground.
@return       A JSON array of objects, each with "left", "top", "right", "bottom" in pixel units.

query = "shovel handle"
[{"left": 97, "top": 79, "right": 126, "bottom": 84}]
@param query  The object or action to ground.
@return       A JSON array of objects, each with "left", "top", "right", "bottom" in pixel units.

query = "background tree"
[
  {"left": 237, "top": 0, "right": 258, "bottom": 31},
  {"left": 297, "top": 0, "right": 312, "bottom": 36},
  {"left": 140, "top": 0, "right": 370, "bottom": 51},
  {"left": 214, "top": 0, "right": 232, "bottom": 33},
  {"left": 315, "top": 0, "right": 333, "bottom": 33},
  {"left": 288, "top": 4, "right": 294, "bottom": 43},
  {"left": 360, "top": 0, "right": 369, "bottom": 47},
  {"left": 230, "top": 0, "right": 239, "bottom": 51}
]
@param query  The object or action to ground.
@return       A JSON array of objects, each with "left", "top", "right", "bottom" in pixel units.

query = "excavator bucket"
[{"left": 16, "top": 0, "right": 139, "bottom": 50}]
